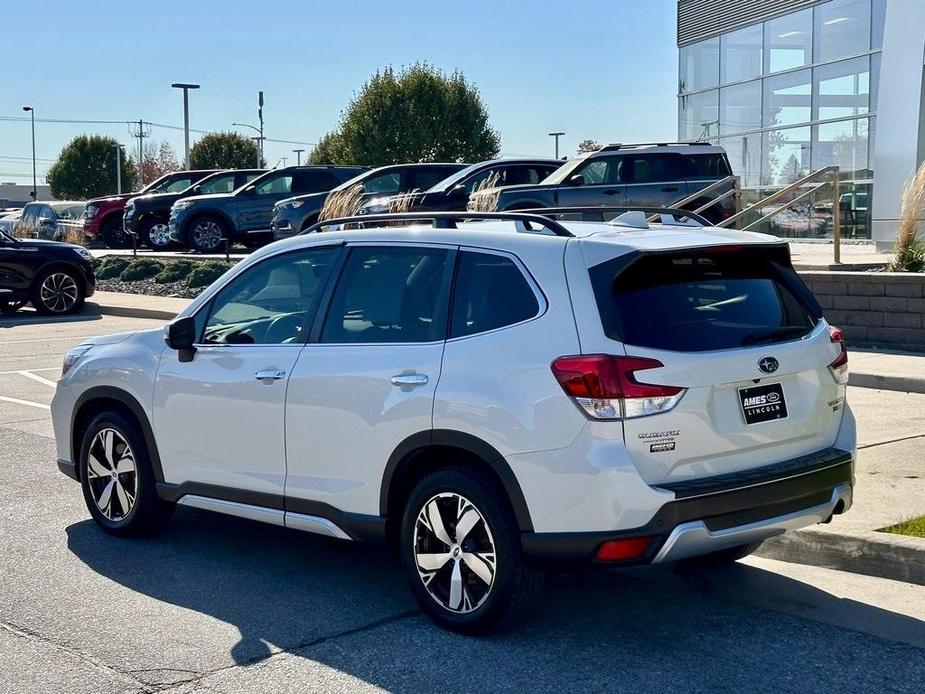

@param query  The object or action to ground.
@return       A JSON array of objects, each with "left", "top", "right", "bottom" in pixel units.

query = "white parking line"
[
  {"left": 17, "top": 371, "right": 58, "bottom": 388},
  {"left": 0, "top": 396, "right": 50, "bottom": 410},
  {"left": 0, "top": 367, "right": 58, "bottom": 375}
]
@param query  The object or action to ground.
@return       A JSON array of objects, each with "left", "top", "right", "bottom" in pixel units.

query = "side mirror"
[
  {"left": 569, "top": 174, "right": 586, "bottom": 187},
  {"left": 164, "top": 316, "right": 197, "bottom": 362},
  {"left": 243, "top": 185, "right": 256, "bottom": 195},
  {"left": 39, "top": 217, "right": 55, "bottom": 227},
  {"left": 450, "top": 183, "right": 467, "bottom": 197},
  {"left": 192, "top": 184, "right": 202, "bottom": 194}
]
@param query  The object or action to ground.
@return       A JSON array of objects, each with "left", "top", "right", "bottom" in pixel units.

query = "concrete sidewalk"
[{"left": 89, "top": 291, "right": 190, "bottom": 321}]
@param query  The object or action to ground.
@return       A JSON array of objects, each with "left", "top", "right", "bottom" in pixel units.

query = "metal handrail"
[
  {"left": 521, "top": 206, "right": 710, "bottom": 226},
  {"left": 669, "top": 175, "right": 740, "bottom": 211},
  {"left": 716, "top": 166, "right": 839, "bottom": 229}
]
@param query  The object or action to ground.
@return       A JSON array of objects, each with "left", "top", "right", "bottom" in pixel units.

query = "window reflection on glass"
[
  {"left": 764, "top": 8, "right": 813, "bottom": 73},
  {"left": 720, "top": 24, "right": 762, "bottom": 84},
  {"left": 679, "top": 37, "right": 719, "bottom": 93},
  {"left": 720, "top": 81, "right": 761, "bottom": 135},
  {"left": 762, "top": 126, "right": 811, "bottom": 185},
  {"left": 718, "top": 133, "right": 761, "bottom": 187},
  {"left": 679, "top": 89, "right": 719, "bottom": 140},
  {"left": 813, "top": 118, "right": 870, "bottom": 180},
  {"left": 814, "top": 0, "right": 871, "bottom": 63},
  {"left": 815, "top": 56, "right": 869, "bottom": 120},
  {"left": 763, "top": 69, "right": 811, "bottom": 128}
]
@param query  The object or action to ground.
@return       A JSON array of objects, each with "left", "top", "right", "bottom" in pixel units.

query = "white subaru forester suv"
[{"left": 52, "top": 210, "right": 855, "bottom": 633}]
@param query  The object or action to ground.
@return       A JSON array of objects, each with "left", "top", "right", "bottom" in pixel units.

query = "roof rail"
[
  {"left": 598, "top": 141, "right": 712, "bottom": 152},
  {"left": 302, "top": 211, "right": 575, "bottom": 238},
  {"left": 519, "top": 206, "right": 708, "bottom": 226}
]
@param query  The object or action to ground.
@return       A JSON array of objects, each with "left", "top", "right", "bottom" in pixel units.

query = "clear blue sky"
[{"left": 2, "top": 0, "right": 678, "bottom": 185}]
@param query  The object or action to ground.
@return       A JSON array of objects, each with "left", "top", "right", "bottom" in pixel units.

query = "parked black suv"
[
  {"left": 124, "top": 169, "right": 265, "bottom": 250},
  {"left": 0, "top": 228, "right": 95, "bottom": 315},
  {"left": 271, "top": 163, "right": 468, "bottom": 240},
  {"left": 169, "top": 166, "right": 367, "bottom": 253},
  {"left": 469, "top": 143, "right": 736, "bottom": 224},
  {"left": 359, "top": 159, "right": 562, "bottom": 215}
]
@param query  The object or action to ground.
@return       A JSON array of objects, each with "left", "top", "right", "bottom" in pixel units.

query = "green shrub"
[
  {"left": 119, "top": 258, "right": 164, "bottom": 282},
  {"left": 155, "top": 260, "right": 195, "bottom": 284},
  {"left": 187, "top": 261, "right": 230, "bottom": 288},
  {"left": 96, "top": 257, "right": 130, "bottom": 279}
]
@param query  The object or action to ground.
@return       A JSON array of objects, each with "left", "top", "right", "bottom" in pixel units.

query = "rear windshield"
[{"left": 589, "top": 246, "right": 820, "bottom": 352}]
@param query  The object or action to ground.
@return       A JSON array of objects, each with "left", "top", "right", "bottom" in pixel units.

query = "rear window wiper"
[{"left": 740, "top": 326, "right": 809, "bottom": 346}]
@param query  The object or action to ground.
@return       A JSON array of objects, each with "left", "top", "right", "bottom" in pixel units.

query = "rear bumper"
[{"left": 521, "top": 447, "right": 854, "bottom": 564}]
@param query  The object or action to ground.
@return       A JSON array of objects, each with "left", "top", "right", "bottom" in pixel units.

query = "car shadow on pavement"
[
  {"left": 0, "top": 305, "right": 102, "bottom": 328},
  {"left": 65, "top": 507, "right": 925, "bottom": 692}
]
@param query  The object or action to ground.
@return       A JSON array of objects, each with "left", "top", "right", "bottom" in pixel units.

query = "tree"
[
  {"left": 308, "top": 63, "right": 500, "bottom": 166},
  {"left": 46, "top": 135, "right": 137, "bottom": 199},
  {"left": 576, "top": 139, "right": 601, "bottom": 155},
  {"left": 139, "top": 141, "right": 180, "bottom": 182},
  {"left": 189, "top": 131, "right": 262, "bottom": 169}
]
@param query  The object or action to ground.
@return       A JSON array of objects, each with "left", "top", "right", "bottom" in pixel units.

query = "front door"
[
  {"left": 153, "top": 245, "right": 341, "bottom": 497},
  {"left": 285, "top": 243, "right": 455, "bottom": 518},
  {"left": 555, "top": 156, "right": 626, "bottom": 207}
]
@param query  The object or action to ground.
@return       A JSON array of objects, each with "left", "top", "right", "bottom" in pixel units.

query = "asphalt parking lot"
[{"left": 1, "top": 311, "right": 924, "bottom": 693}]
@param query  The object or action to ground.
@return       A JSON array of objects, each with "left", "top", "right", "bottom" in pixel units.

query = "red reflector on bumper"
[{"left": 595, "top": 536, "right": 654, "bottom": 561}]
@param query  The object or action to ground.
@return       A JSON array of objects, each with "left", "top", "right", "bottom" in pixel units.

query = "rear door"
[
  {"left": 583, "top": 243, "right": 844, "bottom": 484},
  {"left": 284, "top": 243, "right": 455, "bottom": 517},
  {"left": 622, "top": 153, "right": 684, "bottom": 208}
]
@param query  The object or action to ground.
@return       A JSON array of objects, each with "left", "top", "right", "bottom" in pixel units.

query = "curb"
[
  {"left": 90, "top": 303, "right": 179, "bottom": 322},
  {"left": 849, "top": 372, "right": 925, "bottom": 394},
  {"left": 755, "top": 527, "right": 925, "bottom": 586}
]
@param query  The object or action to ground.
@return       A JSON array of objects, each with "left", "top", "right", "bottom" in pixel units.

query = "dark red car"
[{"left": 83, "top": 170, "right": 217, "bottom": 248}]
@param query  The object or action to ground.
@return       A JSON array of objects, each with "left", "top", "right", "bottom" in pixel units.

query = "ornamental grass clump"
[{"left": 888, "top": 160, "right": 925, "bottom": 272}]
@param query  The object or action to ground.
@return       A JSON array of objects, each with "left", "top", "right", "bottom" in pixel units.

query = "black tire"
[
  {"left": 189, "top": 215, "right": 229, "bottom": 254},
  {"left": 140, "top": 217, "right": 174, "bottom": 250},
  {"left": 101, "top": 216, "right": 133, "bottom": 249},
  {"left": 30, "top": 267, "right": 85, "bottom": 315},
  {"left": 679, "top": 541, "right": 763, "bottom": 570},
  {"left": 78, "top": 411, "right": 173, "bottom": 537},
  {"left": 400, "top": 467, "right": 543, "bottom": 634}
]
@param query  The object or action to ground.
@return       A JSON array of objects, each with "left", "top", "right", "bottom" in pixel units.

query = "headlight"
[
  {"left": 62, "top": 345, "right": 92, "bottom": 377},
  {"left": 363, "top": 198, "right": 392, "bottom": 214},
  {"left": 281, "top": 200, "right": 305, "bottom": 209},
  {"left": 73, "top": 247, "right": 93, "bottom": 262},
  {"left": 84, "top": 205, "right": 98, "bottom": 218},
  {"left": 174, "top": 200, "right": 195, "bottom": 210}
]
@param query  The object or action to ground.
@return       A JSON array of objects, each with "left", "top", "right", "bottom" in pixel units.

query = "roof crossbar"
[{"left": 302, "top": 211, "right": 575, "bottom": 237}]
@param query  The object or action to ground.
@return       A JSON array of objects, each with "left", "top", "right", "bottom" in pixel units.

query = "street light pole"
[
  {"left": 171, "top": 83, "right": 200, "bottom": 168},
  {"left": 22, "top": 106, "right": 36, "bottom": 200},
  {"left": 112, "top": 143, "right": 123, "bottom": 194},
  {"left": 548, "top": 132, "right": 565, "bottom": 159},
  {"left": 258, "top": 91, "right": 264, "bottom": 167},
  {"left": 233, "top": 122, "right": 264, "bottom": 167},
  {"left": 293, "top": 149, "right": 304, "bottom": 165}
]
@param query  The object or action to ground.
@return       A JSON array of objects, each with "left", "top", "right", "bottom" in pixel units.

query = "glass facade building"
[{"left": 678, "top": 0, "right": 885, "bottom": 238}]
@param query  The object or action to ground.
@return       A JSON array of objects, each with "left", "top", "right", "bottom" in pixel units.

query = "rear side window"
[
  {"left": 451, "top": 252, "right": 539, "bottom": 338},
  {"left": 321, "top": 246, "right": 451, "bottom": 343},
  {"left": 625, "top": 154, "right": 682, "bottom": 184},
  {"left": 294, "top": 171, "right": 336, "bottom": 194},
  {"left": 589, "top": 247, "right": 819, "bottom": 352},
  {"left": 684, "top": 153, "right": 732, "bottom": 178}
]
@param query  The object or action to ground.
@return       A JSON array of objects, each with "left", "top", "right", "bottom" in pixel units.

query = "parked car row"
[{"left": 1, "top": 201, "right": 86, "bottom": 241}]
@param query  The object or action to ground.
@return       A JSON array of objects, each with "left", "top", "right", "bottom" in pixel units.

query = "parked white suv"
[{"left": 51, "top": 210, "right": 855, "bottom": 633}]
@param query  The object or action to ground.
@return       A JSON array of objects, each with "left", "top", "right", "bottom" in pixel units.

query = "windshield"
[
  {"left": 331, "top": 168, "right": 380, "bottom": 193},
  {"left": 425, "top": 163, "right": 484, "bottom": 193},
  {"left": 540, "top": 158, "right": 584, "bottom": 185}
]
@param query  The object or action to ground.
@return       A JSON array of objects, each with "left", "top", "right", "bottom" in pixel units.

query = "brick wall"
[{"left": 799, "top": 271, "right": 925, "bottom": 352}]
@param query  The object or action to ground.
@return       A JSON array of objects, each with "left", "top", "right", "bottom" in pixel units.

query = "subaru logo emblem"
[{"left": 758, "top": 357, "right": 779, "bottom": 374}]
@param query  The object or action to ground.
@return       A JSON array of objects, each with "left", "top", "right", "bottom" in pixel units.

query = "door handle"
[
  {"left": 254, "top": 369, "right": 286, "bottom": 381},
  {"left": 603, "top": 189, "right": 619, "bottom": 196},
  {"left": 390, "top": 374, "right": 429, "bottom": 387}
]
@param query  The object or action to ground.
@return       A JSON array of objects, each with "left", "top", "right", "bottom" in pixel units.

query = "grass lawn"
[{"left": 880, "top": 516, "right": 925, "bottom": 539}]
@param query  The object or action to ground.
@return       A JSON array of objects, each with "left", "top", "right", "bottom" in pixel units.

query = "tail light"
[
  {"left": 828, "top": 326, "right": 848, "bottom": 385},
  {"left": 550, "top": 355, "right": 686, "bottom": 420},
  {"left": 595, "top": 536, "right": 655, "bottom": 562}
]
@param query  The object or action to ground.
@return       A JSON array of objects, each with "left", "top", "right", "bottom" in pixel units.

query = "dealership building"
[{"left": 677, "top": 0, "right": 925, "bottom": 250}]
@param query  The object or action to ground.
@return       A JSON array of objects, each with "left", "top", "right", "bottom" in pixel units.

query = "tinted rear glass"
[
  {"left": 589, "top": 247, "right": 819, "bottom": 352},
  {"left": 684, "top": 153, "right": 732, "bottom": 178}
]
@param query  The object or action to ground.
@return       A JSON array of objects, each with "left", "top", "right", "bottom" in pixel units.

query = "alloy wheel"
[
  {"left": 192, "top": 220, "right": 222, "bottom": 251},
  {"left": 86, "top": 428, "right": 138, "bottom": 521},
  {"left": 413, "top": 492, "right": 496, "bottom": 613},
  {"left": 39, "top": 272, "right": 79, "bottom": 313},
  {"left": 148, "top": 222, "right": 171, "bottom": 248}
]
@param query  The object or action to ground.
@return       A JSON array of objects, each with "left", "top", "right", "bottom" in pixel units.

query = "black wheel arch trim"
[
  {"left": 380, "top": 429, "right": 534, "bottom": 532},
  {"left": 71, "top": 386, "right": 164, "bottom": 482}
]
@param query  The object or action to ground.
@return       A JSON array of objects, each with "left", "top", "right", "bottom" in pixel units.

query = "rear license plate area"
[{"left": 738, "top": 383, "right": 788, "bottom": 425}]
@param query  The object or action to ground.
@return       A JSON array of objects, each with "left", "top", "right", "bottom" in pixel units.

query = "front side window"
[
  {"left": 411, "top": 167, "right": 461, "bottom": 190},
  {"left": 321, "top": 246, "right": 451, "bottom": 344},
  {"left": 255, "top": 174, "right": 293, "bottom": 195},
  {"left": 202, "top": 248, "right": 338, "bottom": 345},
  {"left": 451, "top": 252, "right": 539, "bottom": 338},
  {"left": 160, "top": 177, "right": 196, "bottom": 193},
  {"left": 199, "top": 174, "right": 238, "bottom": 194},
  {"left": 575, "top": 157, "right": 624, "bottom": 185},
  {"left": 363, "top": 171, "right": 402, "bottom": 195}
]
